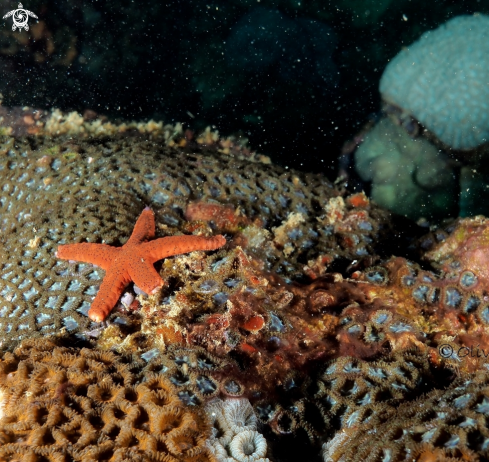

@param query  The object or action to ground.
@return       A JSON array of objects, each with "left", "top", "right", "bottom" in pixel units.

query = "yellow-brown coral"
[{"left": 0, "top": 338, "right": 215, "bottom": 462}]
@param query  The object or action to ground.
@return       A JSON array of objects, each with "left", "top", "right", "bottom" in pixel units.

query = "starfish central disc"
[{"left": 56, "top": 207, "right": 226, "bottom": 322}]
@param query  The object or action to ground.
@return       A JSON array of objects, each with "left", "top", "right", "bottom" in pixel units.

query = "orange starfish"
[{"left": 56, "top": 207, "right": 226, "bottom": 322}]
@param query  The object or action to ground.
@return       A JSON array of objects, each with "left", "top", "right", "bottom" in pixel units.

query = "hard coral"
[
  {"left": 354, "top": 117, "right": 458, "bottom": 221},
  {"left": 206, "top": 398, "right": 270, "bottom": 462},
  {"left": 263, "top": 348, "right": 436, "bottom": 443},
  {"left": 185, "top": 201, "right": 254, "bottom": 233},
  {"left": 380, "top": 14, "right": 489, "bottom": 150},
  {"left": 0, "top": 338, "right": 214, "bottom": 462},
  {"left": 353, "top": 14, "right": 489, "bottom": 222},
  {"left": 323, "top": 370, "right": 489, "bottom": 462},
  {"left": 137, "top": 242, "right": 452, "bottom": 442},
  {"left": 423, "top": 216, "right": 489, "bottom": 288},
  {"left": 143, "top": 344, "right": 234, "bottom": 406},
  {"left": 92, "top": 218, "right": 489, "bottom": 448},
  {"left": 353, "top": 257, "right": 489, "bottom": 374},
  {"left": 0, "top": 131, "right": 395, "bottom": 350}
]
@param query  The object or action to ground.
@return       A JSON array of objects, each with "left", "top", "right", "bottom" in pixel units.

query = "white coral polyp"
[
  {"left": 206, "top": 398, "right": 269, "bottom": 462},
  {"left": 210, "top": 410, "right": 234, "bottom": 446},
  {"left": 229, "top": 430, "right": 268, "bottom": 462},
  {"left": 223, "top": 398, "right": 257, "bottom": 434},
  {"left": 380, "top": 14, "right": 489, "bottom": 150},
  {"left": 208, "top": 440, "right": 229, "bottom": 460}
]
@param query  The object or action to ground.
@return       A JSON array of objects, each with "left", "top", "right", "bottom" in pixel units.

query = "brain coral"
[
  {"left": 380, "top": 14, "right": 489, "bottom": 150},
  {"left": 0, "top": 337, "right": 214, "bottom": 461}
]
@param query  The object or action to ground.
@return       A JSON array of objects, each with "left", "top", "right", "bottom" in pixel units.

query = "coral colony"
[
  {"left": 353, "top": 14, "right": 489, "bottom": 221},
  {"left": 3, "top": 14, "right": 489, "bottom": 462}
]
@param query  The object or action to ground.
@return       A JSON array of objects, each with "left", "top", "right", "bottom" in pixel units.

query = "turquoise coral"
[
  {"left": 354, "top": 117, "right": 458, "bottom": 221},
  {"left": 380, "top": 14, "right": 489, "bottom": 150},
  {"left": 354, "top": 14, "right": 489, "bottom": 221}
]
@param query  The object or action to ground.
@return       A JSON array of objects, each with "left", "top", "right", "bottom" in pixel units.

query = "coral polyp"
[
  {"left": 84, "top": 208, "right": 489, "bottom": 451},
  {"left": 0, "top": 338, "right": 214, "bottom": 462},
  {"left": 323, "top": 370, "right": 489, "bottom": 462}
]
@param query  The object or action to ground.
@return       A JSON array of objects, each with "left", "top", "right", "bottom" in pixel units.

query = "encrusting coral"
[
  {"left": 124, "top": 243, "right": 450, "bottom": 442},
  {"left": 139, "top": 343, "right": 237, "bottom": 407},
  {"left": 421, "top": 215, "right": 489, "bottom": 287},
  {"left": 108, "top": 210, "right": 489, "bottom": 449},
  {"left": 4, "top": 106, "right": 489, "bottom": 461},
  {"left": 56, "top": 207, "right": 226, "bottom": 321},
  {"left": 0, "top": 337, "right": 215, "bottom": 461}
]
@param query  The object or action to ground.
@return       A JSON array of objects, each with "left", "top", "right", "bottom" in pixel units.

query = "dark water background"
[{"left": 1, "top": 0, "right": 487, "bottom": 175}]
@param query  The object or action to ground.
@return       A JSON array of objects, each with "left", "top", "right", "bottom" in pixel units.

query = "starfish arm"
[
  {"left": 56, "top": 243, "right": 121, "bottom": 271},
  {"left": 88, "top": 267, "right": 131, "bottom": 322},
  {"left": 128, "top": 257, "right": 165, "bottom": 295},
  {"left": 127, "top": 207, "right": 155, "bottom": 245},
  {"left": 140, "top": 234, "right": 226, "bottom": 262}
]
